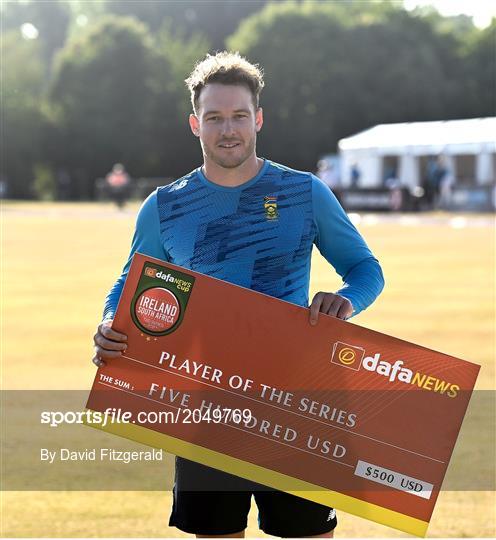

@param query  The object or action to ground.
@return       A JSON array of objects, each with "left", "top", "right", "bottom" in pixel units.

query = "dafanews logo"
[
  {"left": 131, "top": 263, "right": 195, "bottom": 336},
  {"left": 331, "top": 342, "right": 365, "bottom": 371},
  {"left": 143, "top": 267, "right": 192, "bottom": 293},
  {"left": 331, "top": 342, "right": 460, "bottom": 399},
  {"left": 362, "top": 353, "right": 459, "bottom": 398}
]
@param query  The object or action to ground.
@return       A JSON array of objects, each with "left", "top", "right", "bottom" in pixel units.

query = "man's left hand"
[{"left": 309, "top": 292, "right": 353, "bottom": 325}]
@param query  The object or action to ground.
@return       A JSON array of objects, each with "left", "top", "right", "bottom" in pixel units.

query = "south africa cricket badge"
[{"left": 264, "top": 195, "right": 278, "bottom": 220}]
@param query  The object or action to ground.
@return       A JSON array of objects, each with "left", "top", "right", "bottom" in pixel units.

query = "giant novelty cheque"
[{"left": 87, "top": 253, "right": 479, "bottom": 537}]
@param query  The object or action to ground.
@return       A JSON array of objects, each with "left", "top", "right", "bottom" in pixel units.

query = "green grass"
[{"left": 1, "top": 202, "right": 494, "bottom": 537}]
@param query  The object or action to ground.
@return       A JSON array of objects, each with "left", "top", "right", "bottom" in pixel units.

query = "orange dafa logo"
[
  {"left": 339, "top": 348, "right": 358, "bottom": 365},
  {"left": 331, "top": 342, "right": 365, "bottom": 371},
  {"left": 331, "top": 341, "right": 459, "bottom": 398},
  {"left": 145, "top": 267, "right": 157, "bottom": 278}
]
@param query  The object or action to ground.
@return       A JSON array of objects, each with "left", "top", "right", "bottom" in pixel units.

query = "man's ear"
[
  {"left": 189, "top": 113, "right": 200, "bottom": 137},
  {"left": 255, "top": 107, "right": 263, "bottom": 132}
]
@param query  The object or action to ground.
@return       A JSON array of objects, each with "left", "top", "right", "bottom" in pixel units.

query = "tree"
[
  {"left": 464, "top": 20, "right": 496, "bottom": 118},
  {"left": 228, "top": 1, "right": 477, "bottom": 171},
  {"left": 1, "top": 29, "right": 46, "bottom": 198},
  {"left": 49, "top": 15, "right": 174, "bottom": 198},
  {"left": 103, "top": 0, "right": 268, "bottom": 49},
  {"left": 1, "top": 0, "right": 71, "bottom": 79},
  {"left": 151, "top": 22, "right": 210, "bottom": 177}
]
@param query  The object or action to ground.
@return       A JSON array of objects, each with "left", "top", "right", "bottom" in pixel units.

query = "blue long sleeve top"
[{"left": 104, "top": 160, "right": 384, "bottom": 320}]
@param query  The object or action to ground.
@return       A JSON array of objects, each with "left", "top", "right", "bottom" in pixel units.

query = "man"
[
  {"left": 93, "top": 51, "right": 384, "bottom": 538},
  {"left": 105, "top": 163, "right": 131, "bottom": 209},
  {"left": 350, "top": 163, "right": 361, "bottom": 188},
  {"left": 316, "top": 159, "right": 339, "bottom": 191}
]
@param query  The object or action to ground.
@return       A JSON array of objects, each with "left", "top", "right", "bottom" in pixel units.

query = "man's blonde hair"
[{"left": 185, "top": 51, "right": 264, "bottom": 113}]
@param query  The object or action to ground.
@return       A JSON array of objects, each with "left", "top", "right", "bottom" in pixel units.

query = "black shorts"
[{"left": 169, "top": 457, "right": 337, "bottom": 537}]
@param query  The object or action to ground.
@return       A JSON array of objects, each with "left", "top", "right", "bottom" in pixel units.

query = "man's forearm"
[
  {"left": 102, "top": 276, "right": 125, "bottom": 322},
  {"left": 336, "top": 257, "right": 385, "bottom": 317}
]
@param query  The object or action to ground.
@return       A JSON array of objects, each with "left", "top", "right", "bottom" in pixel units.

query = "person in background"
[
  {"left": 317, "top": 159, "right": 341, "bottom": 204},
  {"left": 425, "top": 157, "right": 437, "bottom": 207},
  {"left": 105, "top": 163, "right": 131, "bottom": 208},
  {"left": 350, "top": 163, "right": 361, "bottom": 188},
  {"left": 317, "top": 160, "right": 339, "bottom": 191},
  {"left": 433, "top": 156, "right": 448, "bottom": 209},
  {"left": 438, "top": 160, "right": 454, "bottom": 210},
  {"left": 384, "top": 168, "right": 403, "bottom": 211}
]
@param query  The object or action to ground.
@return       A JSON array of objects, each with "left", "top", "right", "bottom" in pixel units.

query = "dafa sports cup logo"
[{"left": 130, "top": 263, "right": 195, "bottom": 336}]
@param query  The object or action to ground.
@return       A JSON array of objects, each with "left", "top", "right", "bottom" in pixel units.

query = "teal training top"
[{"left": 104, "top": 160, "right": 384, "bottom": 320}]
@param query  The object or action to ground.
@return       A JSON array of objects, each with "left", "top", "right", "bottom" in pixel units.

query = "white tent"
[{"left": 338, "top": 117, "right": 496, "bottom": 189}]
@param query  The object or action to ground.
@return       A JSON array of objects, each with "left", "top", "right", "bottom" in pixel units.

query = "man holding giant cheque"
[{"left": 91, "top": 52, "right": 477, "bottom": 538}]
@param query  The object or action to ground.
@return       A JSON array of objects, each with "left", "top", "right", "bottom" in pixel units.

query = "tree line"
[{"left": 2, "top": 0, "right": 494, "bottom": 199}]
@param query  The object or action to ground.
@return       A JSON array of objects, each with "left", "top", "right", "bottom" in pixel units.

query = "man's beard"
[{"left": 202, "top": 135, "right": 256, "bottom": 169}]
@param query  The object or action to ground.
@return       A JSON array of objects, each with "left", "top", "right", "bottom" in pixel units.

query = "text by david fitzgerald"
[{"left": 40, "top": 448, "right": 163, "bottom": 464}]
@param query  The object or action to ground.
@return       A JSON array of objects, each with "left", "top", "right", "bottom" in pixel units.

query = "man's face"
[{"left": 189, "top": 83, "right": 263, "bottom": 169}]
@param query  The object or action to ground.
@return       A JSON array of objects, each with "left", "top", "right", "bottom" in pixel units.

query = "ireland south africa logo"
[
  {"left": 135, "top": 287, "right": 181, "bottom": 333},
  {"left": 131, "top": 262, "right": 195, "bottom": 336}
]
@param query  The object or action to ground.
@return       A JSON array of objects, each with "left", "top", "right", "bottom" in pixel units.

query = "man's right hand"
[{"left": 92, "top": 320, "right": 128, "bottom": 367}]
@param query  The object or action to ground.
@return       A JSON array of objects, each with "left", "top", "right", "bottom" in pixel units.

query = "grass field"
[{"left": 1, "top": 202, "right": 495, "bottom": 537}]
